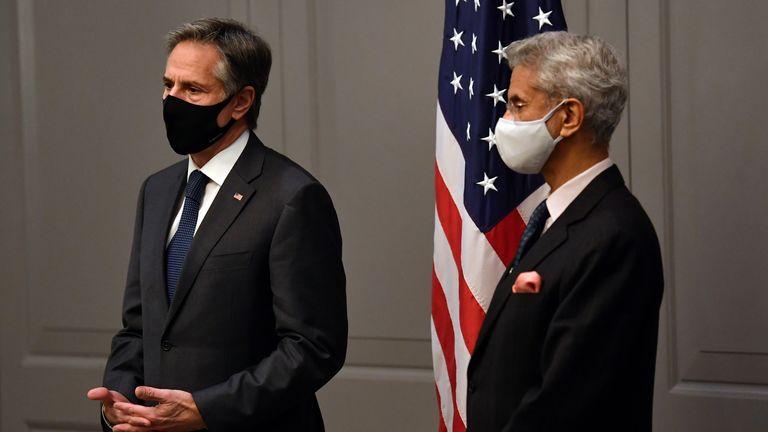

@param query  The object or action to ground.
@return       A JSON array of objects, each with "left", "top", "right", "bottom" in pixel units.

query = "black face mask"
[{"left": 162, "top": 94, "right": 237, "bottom": 155}]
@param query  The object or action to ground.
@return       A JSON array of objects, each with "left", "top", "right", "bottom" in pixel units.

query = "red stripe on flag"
[
  {"left": 483, "top": 209, "right": 526, "bottom": 267},
  {"left": 434, "top": 163, "right": 486, "bottom": 354},
  {"left": 432, "top": 268, "right": 464, "bottom": 432},
  {"left": 432, "top": 268, "right": 457, "bottom": 393}
]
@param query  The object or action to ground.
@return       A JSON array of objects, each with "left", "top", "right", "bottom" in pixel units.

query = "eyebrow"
[
  {"left": 507, "top": 93, "right": 525, "bottom": 104},
  {"left": 162, "top": 76, "right": 209, "bottom": 90}
]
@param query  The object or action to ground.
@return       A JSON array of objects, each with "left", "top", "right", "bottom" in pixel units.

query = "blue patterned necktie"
[
  {"left": 166, "top": 170, "right": 208, "bottom": 303},
  {"left": 511, "top": 199, "right": 550, "bottom": 269}
]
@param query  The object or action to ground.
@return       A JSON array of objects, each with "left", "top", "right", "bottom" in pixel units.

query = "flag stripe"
[
  {"left": 434, "top": 385, "right": 449, "bottom": 432},
  {"left": 431, "top": 268, "right": 462, "bottom": 426},
  {"left": 436, "top": 108, "right": 506, "bottom": 312},
  {"left": 435, "top": 163, "right": 486, "bottom": 354},
  {"left": 432, "top": 209, "right": 471, "bottom": 425},
  {"left": 431, "top": 317, "right": 456, "bottom": 431},
  {"left": 483, "top": 209, "right": 526, "bottom": 266}
]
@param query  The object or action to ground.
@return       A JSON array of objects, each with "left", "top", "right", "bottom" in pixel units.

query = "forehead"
[
  {"left": 507, "top": 64, "right": 546, "bottom": 101},
  {"left": 164, "top": 41, "right": 221, "bottom": 83}
]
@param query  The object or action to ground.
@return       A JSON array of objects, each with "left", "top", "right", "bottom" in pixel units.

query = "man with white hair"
[{"left": 466, "top": 32, "right": 663, "bottom": 431}]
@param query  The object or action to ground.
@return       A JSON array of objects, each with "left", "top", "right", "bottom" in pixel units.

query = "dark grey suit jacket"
[
  {"left": 102, "top": 133, "right": 347, "bottom": 431},
  {"left": 466, "top": 165, "right": 663, "bottom": 432}
]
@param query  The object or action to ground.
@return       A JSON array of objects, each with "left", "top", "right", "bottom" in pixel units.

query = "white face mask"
[{"left": 495, "top": 100, "right": 567, "bottom": 174}]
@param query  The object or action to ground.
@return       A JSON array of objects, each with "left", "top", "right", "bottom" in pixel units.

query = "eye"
[{"left": 508, "top": 101, "right": 525, "bottom": 112}]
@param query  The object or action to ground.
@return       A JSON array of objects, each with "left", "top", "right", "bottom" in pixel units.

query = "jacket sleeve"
[
  {"left": 192, "top": 181, "right": 348, "bottom": 429},
  {"left": 503, "top": 228, "right": 663, "bottom": 431},
  {"left": 102, "top": 179, "right": 147, "bottom": 419}
]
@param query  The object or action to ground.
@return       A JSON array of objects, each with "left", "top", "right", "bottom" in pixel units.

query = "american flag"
[{"left": 431, "top": 1, "right": 566, "bottom": 431}]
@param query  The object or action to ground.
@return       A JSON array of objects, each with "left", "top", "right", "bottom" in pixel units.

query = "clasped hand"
[{"left": 87, "top": 386, "right": 206, "bottom": 432}]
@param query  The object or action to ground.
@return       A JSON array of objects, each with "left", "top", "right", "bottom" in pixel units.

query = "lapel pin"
[{"left": 233, "top": 193, "right": 244, "bottom": 201}]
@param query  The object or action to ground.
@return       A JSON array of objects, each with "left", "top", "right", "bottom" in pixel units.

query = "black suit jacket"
[
  {"left": 102, "top": 133, "right": 347, "bottom": 431},
  {"left": 466, "top": 166, "right": 663, "bottom": 432}
]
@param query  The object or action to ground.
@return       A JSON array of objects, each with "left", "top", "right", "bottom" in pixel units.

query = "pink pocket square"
[{"left": 512, "top": 271, "right": 541, "bottom": 294}]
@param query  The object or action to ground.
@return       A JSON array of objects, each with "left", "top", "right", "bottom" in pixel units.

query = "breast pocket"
[
  {"left": 203, "top": 251, "right": 254, "bottom": 272},
  {"left": 504, "top": 269, "right": 552, "bottom": 314}
]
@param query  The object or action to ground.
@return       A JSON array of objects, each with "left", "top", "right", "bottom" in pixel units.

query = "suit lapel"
[
  {"left": 473, "top": 224, "right": 568, "bottom": 356},
  {"left": 145, "top": 163, "right": 186, "bottom": 310},
  {"left": 163, "top": 133, "right": 266, "bottom": 333},
  {"left": 472, "top": 165, "right": 625, "bottom": 359}
]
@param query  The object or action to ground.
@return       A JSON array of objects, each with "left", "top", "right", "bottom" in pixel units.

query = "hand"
[
  {"left": 86, "top": 387, "right": 131, "bottom": 426},
  {"left": 111, "top": 386, "right": 206, "bottom": 432}
]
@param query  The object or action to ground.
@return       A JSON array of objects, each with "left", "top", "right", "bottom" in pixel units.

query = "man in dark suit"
[
  {"left": 466, "top": 32, "right": 663, "bottom": 431},
  {"left": 87, "top": 18, "right": 346, "bottom": 431}
]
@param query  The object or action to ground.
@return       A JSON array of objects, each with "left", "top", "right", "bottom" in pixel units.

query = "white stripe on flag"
[
  {"left": 431, "top": 319, "right": 455, "bottom": 430},
  {"left": 435, "top": 103, "right": 466, "bottom": 207}
]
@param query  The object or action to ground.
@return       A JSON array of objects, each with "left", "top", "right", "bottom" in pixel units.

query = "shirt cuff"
[{"left": 101, "top": 404, "right": 114, "bottom": 430}]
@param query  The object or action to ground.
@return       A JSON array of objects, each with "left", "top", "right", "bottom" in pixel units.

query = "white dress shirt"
[
  {"left": 166, "top": 130, "right": 249, "bottom": 244},
  {"left": 543, "top": 158, "right": 614, "bottom": 232}
]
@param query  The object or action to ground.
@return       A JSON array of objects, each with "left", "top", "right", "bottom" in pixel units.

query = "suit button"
[
  {"left": 468, "top": 381, "right": 476, "bottom": 393},
  {"left": 161, "top": 340, "right": 172, "bottom": 351}
]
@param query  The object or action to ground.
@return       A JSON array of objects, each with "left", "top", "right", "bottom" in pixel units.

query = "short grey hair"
[
  {"left": 167, "top": 18, "right": 272, "bottom": 129},
  {"left": 504, "top": 31, "right": 627, "bottom": 146}
]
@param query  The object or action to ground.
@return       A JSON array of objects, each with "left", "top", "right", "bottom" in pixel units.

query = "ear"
[
  {"left": 230, "top": 86, "right": 256, "bottom": 121},
  {"left": 558, "top": 98, "right": 584, "bottom": 139}
]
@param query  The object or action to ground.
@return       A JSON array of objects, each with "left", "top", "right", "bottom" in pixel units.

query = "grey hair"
[
  {"left": 167, "top": 17, "right": 272, "bottom": 129},
  {"left": 504, "top": 31, "right": 627, "bottom": 146}
]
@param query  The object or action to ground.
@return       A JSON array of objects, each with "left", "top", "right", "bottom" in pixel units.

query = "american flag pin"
[{"left": 233, "top": 193, "right": 243, "bottom": 201}]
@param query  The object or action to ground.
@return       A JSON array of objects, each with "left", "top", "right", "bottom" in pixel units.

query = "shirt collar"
[
  {"left": 545, "top": 158, "right": 614, "bottom": 228},
  {"left": 186, "top": 130, "right": 249, "bottom": 185}
]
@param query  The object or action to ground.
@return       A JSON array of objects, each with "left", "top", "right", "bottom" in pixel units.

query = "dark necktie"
[
  {"left": 511, "top": 199, "right": 550, "bottom": 269},
  {"left": 166, "top": 170, "right": 208, "bottom": 303}
]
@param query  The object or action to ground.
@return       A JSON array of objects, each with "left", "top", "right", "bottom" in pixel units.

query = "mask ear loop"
[
  {"left": 504, "top": 99, "right": 569, "bottom": 126},
  {"left": 542, "top": 99, "right": 569, "bottom": 122},
  {"left": 543, "top": 99, "right": 569, "bottom": 143}
]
